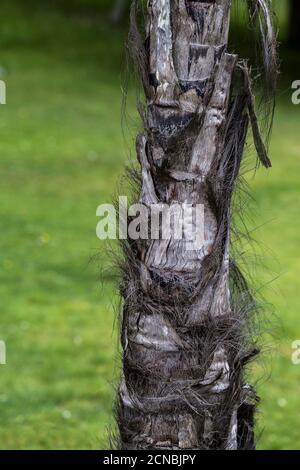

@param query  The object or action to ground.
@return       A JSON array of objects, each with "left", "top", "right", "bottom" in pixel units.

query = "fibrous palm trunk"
[{"left": 117, "top": 0, "right": 277, "bottom": 450}]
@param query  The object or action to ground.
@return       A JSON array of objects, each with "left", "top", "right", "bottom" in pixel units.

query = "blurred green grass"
[{"left": 0, "top": 0, "right": 299, "bottom": 450}]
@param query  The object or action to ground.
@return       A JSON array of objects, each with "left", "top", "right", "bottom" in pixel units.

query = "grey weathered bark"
[{"left": 117, "top": 0, "right": 277, "bottom": 450}]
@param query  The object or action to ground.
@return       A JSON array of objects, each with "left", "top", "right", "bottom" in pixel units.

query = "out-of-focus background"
[{"left": 0, "top": 0, "right": 299, "bottom": 450}]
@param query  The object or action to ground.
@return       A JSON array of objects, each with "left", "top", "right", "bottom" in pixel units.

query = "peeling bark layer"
[{"left": 117, "top": 0, "right": 276, "bottom": 450}]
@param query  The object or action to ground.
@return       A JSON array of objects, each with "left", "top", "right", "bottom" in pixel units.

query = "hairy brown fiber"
[{"left": 116, "top": 0, "right": 277, "bottom": 450}]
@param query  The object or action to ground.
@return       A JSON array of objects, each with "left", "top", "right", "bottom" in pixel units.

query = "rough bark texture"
[{"left": 117, "top": 0, "right": 277, "bottom": 450}]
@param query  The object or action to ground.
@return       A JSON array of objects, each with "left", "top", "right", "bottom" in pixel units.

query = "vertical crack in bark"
[{"left": 117, "top": 0, "right": 276, "bottom": 450}]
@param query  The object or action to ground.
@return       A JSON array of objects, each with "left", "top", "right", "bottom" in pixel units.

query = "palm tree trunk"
[{"left": 117, "top": 0, "right": 277, "bottom": 450}]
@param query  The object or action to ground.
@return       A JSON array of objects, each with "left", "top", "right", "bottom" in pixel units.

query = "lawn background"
[{"left": 0, "top": 0, "right": 299, "bottom": 449}]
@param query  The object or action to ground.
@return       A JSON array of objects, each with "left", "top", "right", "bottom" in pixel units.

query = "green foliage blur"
[{"left": 0, "top": 0, "right": 299, "bottom": 450}]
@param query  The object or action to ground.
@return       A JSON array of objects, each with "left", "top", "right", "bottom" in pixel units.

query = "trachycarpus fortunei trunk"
[{"left": 117, "top": 0, "right": 277, "bottom": 450}]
